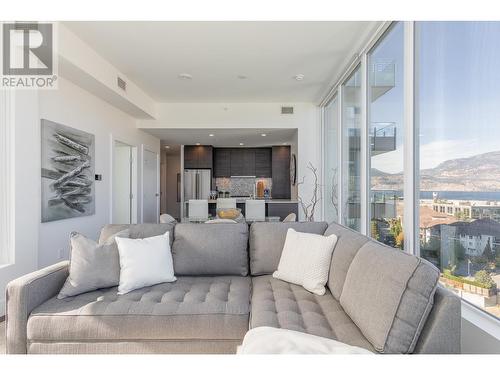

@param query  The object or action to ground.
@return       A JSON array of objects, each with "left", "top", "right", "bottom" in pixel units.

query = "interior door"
[
  {"left": 143, "top": 148, "right": 159, "bottom": 223},
  {"left": 113, "top": 141, "right": 132, "bottom": 224}
]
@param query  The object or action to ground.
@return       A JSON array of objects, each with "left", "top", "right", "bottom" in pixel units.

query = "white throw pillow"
[
  {"left": 115, "top": 231, "right": 176, "bottom": 294},
  {"left": 273, "top": 228, "right": 337, "bottom": 295}
]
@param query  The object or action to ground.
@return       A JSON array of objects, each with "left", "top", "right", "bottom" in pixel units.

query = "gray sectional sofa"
[{"left": 5, "top": 221, "right": 461, "bottom": 354}]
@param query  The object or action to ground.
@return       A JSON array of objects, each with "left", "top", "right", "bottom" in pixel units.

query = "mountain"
[{"left": 371, "top": 151, "right": 500, "bottom": 191}]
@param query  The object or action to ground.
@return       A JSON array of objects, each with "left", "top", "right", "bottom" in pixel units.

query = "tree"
[
  {"left": 454, "top": 241, "right": 466, "bottom": 261},
  {"left": 474, "top": 270, "right": 496, "bottom": 289},
  {"left": 483, "top": 238, "right": 495, "bottom": 262},
  {"left": 388, "top": 218, "right": 404, "bottom": 250},
  {"left": 395, "top": 232, "right": 404, "bottom": 251},
  {"left": 371, "top": 220, "right": 380, "bottom": 241}
]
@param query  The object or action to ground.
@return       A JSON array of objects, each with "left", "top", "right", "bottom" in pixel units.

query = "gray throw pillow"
[{"left": 58, "top": 229, "right": 129, "bottom": 299}]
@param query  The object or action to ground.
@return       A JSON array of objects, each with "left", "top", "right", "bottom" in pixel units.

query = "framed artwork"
[{"left": 41, "top": 119, "right": 95, "bottom": 222}]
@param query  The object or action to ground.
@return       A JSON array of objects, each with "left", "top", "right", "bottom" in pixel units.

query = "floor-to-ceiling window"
[
  {"left": 324, "top": 97, "right": 339, "bottom": 223},
  {"left": 0, "top": 90, "right": 14, "bottom": 265},
  {"left": 322, "top": 21, "right": 500, "bottom": 320},
  {"left": 417, "top": 21, "right": 500, "bottom": 319},
  {"left": 368, "top": 22, "right": 405, "bottom": 249},
  {"left": 341, "top": 67, "right": 362, "bottom": 230}
]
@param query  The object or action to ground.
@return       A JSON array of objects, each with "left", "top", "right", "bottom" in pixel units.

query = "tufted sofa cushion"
[
  {"left": 249, "top": 222, "right": 329, "bottom": 275},
  {"left": 99, "top": 223, "right": 176, "bottom": 246},
  {"left": 27, "top": 276, "right": 250, "bottom": 353},
  {"left": 249, "top": 275, "right": 375, "bottom": 352},
  {"left": 172, "top": 223, "right": 249, "bottom": 276}
]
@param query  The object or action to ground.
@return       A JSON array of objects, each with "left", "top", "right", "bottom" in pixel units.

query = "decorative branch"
[
  {"left": 297, "top": 162, "right": 322, "bottom": 221},
  {"left": 330, "top": 167, "right": 338, "bottom": 218}
]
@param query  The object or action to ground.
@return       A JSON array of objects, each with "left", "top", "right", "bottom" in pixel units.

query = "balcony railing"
[
  {"left": 347, "top": 123, "right": 397, "bottom": 155},
  {"left": 370, "top": 122, "right": 397, "bottom": 155}
]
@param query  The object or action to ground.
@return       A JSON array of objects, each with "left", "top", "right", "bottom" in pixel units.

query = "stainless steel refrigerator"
[{"left": 183, "top": 169, "right": 211, "bottom": 201}]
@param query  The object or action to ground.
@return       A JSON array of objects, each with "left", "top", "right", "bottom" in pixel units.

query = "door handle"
[{"left": 195, "top": 173, "right": 199, "bottom": 198}]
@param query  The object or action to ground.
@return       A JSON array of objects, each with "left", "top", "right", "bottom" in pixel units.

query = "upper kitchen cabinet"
[
  {"left": 213, "top": 148, "right": 231, "bottom": 177},
  {"left": 184, "top": 145, "right": 213, "bottom": 169},
  {"left": 271, "top": 146, "right": 291, "bottom": 199},
  {"left": 230, "top": 148, "right": 255, "bottom": 176},
  {"left": 255, "top": 148, "right": 272, "bottom": 177}
]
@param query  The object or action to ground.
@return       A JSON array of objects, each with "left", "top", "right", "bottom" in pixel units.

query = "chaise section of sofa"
[
  {"left": 248, "top": 221, "right": 461, "bottom": 354},
  {"left": 250, "top": 275, "right": 376, "bottom": 352}
]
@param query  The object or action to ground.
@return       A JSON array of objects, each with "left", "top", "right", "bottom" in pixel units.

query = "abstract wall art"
[{"left": 41, "top": 119, "right": 95, "bottom": 222}]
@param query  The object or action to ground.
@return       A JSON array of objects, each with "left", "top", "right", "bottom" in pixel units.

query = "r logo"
[{"left": 2, "top": 23, "right": 53, "bottom": 75}]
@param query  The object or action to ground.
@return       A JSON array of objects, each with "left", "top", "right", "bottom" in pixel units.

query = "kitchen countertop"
[
  {"left": 209, "top": 199, "right": 298, "bottom": 204},
  {"left": 185, "top": 199, "right": 298, "bottom": 204}
]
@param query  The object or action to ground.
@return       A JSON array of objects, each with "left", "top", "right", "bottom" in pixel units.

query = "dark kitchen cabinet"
[
  {"left": 214, "top": 148, "right": 231, "bottom": 177},
  {"left": 255, "top": 148, "right": 272, "bottom": 177},
  {"left": 184, "top": 146, "right": 197, "bottom": 169},
  {"left": 184, "top": 145, "right": 213, "bottom": 169},
  {"left": 271, "top": 146, "right": 291, "bottom": 199},
  {"left": 230, "top": 148, "right": 255, "bottom": 176},
  {"left": 213, "top": 147, "right": 272, "bottom": 177}
]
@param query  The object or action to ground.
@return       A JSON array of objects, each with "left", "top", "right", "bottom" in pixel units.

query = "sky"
[{"left": 371, "top": 21, "right": 500, "bottom": 174}]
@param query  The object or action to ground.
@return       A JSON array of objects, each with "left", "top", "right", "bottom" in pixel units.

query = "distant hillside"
[{"left": 371, "top": 151, "right": 500, "bottom": 191}]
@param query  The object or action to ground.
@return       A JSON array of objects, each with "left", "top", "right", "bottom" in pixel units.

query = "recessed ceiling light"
[
  {"left": 165, "top": 145, "right": 170, "bottom": 149},
  {"left": 178, "top": 73, "right": 193, "bottom": 80},
  {"left": 209, "top": 134, "right": 214, "bottom": 137},
  {"left": 239, "top": 143, "right": 244, "bottom": 146},
  {"left": 237, "top": 75, "right": 247, "bottom": 79},
  {"left": 196, "top": 142, "right": 201, "bottom": 146},
  {"left": 261, "top": 133, "right": 267, "bottom": 137},
  {"left": 294, "top": 74, "right": 304, "bottom": 81}
]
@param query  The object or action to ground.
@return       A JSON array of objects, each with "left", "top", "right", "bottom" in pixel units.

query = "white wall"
[
  {"left": 58, "top": 23, "right": 156, "bottom": 119},
  {"left": 138, "top": 102, "right": 322, "bottom": 221},
  {"left": 1, "top": 76, "right": 159, "bottom": 314},
  {"left": 36, "top": 77, "right": 159, "bottom": 267}
]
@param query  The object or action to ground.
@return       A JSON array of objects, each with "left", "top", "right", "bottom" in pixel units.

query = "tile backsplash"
[{"left": 216, "top": 177, "right": 272, "bottom": 197}]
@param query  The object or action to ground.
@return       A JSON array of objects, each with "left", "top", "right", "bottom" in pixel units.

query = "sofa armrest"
[
  {"left": 6, "top": 261, "right": 69, "bottom": 354},
  {"left": 414, "top": 286, "right": 461, "bottom": 354}
]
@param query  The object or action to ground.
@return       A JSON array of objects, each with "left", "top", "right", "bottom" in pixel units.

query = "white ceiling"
[
  {"left": 146, "top": 128, "right": 297, "bottom": 148},
  {"left": 64, "top": 21, "right": 381, "bottom": 102}
]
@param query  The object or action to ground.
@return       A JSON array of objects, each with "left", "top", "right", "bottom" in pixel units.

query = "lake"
[{"left": 372, "top": 190, "right": 500, "bottom": 201}]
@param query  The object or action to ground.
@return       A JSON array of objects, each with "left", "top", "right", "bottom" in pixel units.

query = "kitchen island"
[{"left": 185, "top": 199, "right": 299, "bottom": 221}]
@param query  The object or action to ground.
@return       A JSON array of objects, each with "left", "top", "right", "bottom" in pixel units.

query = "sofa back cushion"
[
  {"left": 339, "top": 241, "right": 440, "bottom": 353},
  {"left": 324, "top": 222, "right": 369, "bottom": 299},
  {"left": 99, "top": 223, "right": 175, "bottom": 246},
  {"left": 249, "top": 222, "right": 328, "bottom": 275},
  {"left": 172, "top": 223, "right": 249, "bottom": 276}
]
